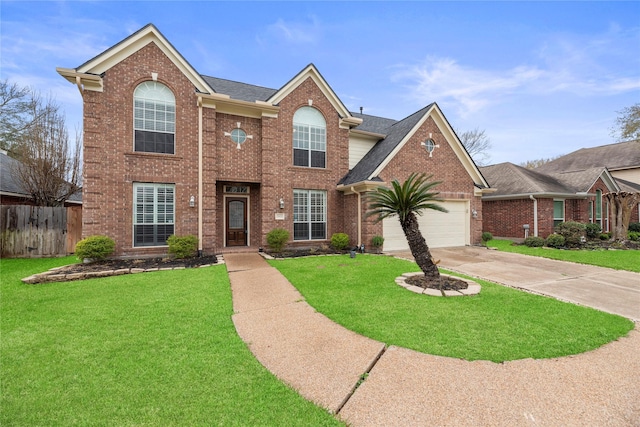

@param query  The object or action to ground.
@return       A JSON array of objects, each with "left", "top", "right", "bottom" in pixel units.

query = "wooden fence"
[{"left": 0, "top": 205, "right": 82, "bottom": 258}]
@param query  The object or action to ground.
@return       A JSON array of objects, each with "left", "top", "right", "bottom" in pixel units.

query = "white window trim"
[
  {"left": 133, "top": 81, "right": 176, "bottom": 154},
  {"left": 133, "top": 182, "right": 175, "bottom": 247},
  {"left": 293, "top": 189, "right": 327, "bottom": 241},
  {"left": 553, "top": 199, "right": 565, "bottom": 225}
]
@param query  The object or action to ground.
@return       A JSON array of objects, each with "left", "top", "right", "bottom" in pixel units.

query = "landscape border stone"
[{"left": 396, "top": 272, "right": 481, "bottom": 296}]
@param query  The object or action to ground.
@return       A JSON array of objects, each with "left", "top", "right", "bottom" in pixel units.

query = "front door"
[{"left": 226, "top": 198, "right": 247, "bottom": 246}]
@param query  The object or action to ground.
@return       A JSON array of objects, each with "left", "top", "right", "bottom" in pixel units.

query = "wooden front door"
[{"left": 226, "top": 198, "right": 247, "bottom": 246}]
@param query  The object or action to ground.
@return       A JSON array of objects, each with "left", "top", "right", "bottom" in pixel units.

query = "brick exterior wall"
[{"left": 78, "top": 38, "right": 485, "bottom": 256}]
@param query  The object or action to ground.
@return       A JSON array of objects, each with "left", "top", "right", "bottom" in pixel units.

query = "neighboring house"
[
  {"left": 481, "top": 141, "right": 640, "bottom": 240},
  {"left": 57, "top": 24, "right": 491, "bottom": 257},
  {"left": 0, "top": 149, "right": 82, "bottom": 207}
]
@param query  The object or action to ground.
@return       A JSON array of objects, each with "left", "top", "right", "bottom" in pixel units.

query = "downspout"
[
  {"left": 529, "top": 194, "right": 538, "bottom": 237},
  {"left": 197, "top": 96, "right": 204, "bottom": 255},
  {"left": 75, "top": 76, "right": 83, "bottom": 94},
  {"left": 351, "top": 186, "right": 362, "bottom": 246}
]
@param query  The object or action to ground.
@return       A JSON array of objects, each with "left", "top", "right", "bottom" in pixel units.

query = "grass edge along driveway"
[
  {"left": 269, "top": 255, "right": 633, "bottom": 363},
  {"left": 1, "top": 257, "right": 343, "bottom": 426}
]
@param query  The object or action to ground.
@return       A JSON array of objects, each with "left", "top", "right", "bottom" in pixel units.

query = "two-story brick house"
[{"left": 57, "top": 24, "right": 491, "bottom": 257}]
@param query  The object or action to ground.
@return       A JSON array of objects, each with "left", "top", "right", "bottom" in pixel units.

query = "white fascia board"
[{"left": 76, "top": 25, "right": 212, "bottom": 94}]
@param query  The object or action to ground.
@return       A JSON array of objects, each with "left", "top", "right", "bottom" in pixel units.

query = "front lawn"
[
  {"left": 487, "top": 239, "right": 640, "bottom": 272},
  {"left": 269, "top": 255, "right": 633, "bottom": 363},
  {"left": 1, "top": 257, "right": 343, "bottom": 426}
]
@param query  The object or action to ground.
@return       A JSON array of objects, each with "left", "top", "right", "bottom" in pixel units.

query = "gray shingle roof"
[
  {"left": 480, "top": 162, "right": 614, "bottom": 198},
  {"left": 535, "top": 140, "right": 640, "bottom": 173},
  {"left": 1, "top": 151, "right": 82, "bottom": 203},
  {"left": 350, "top": 112, "right": 397, "bottom": 134},
  {"left": 202, "top": 75, "right": 277, "bottom": 102},
  {"left": 339, "top": 105, "right": 434, "bottom": 185}
]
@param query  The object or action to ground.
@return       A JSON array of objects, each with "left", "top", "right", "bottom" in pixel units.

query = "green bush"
[
  {"left": 585, "top": 222, "right": 601, "bottom": 239},
  {"left": 266, "top": 228, "right": 290, "bottom": 253},
  {"left": 599, "top": 232, "right": 611, "bottom": 240},
  {"left": 628, "top": 231, "right": 640, "bottom": 242},
  {"left": 481, "top": 232, "right": 493, "bottom": 244},
  {"left": 167, "top": 235, "right": 198, "bottom": 259},
  {"left": 629, "top": 222, "right": 640, "bottom": 233},
  {"left": 523, "top": 236, "right": 545, "bottom": 247},
  {"left": 545, "top": 233, "right": 565, "bottom": 249},
  {"left": 330, "top": 233, "right": 350, "bottom": 250},
  {"left": 75, "top": 235, "right": 115, "bottom": 261},
  {"left": 371, "top": 235, "right": 384, "bottom": 247},
  {"left": 555, "top": 221, "right": 586, "bottom": 247}
]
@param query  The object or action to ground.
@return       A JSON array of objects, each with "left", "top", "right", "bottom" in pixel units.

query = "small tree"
[
  {"left": 604, "top": 191, "right": 640, "bottom": 241},
  {"left": 366, "top": 173, "right": 447, "bottom": 282},
  {"left": 610, "top": 103, "right": 640, "bottom": 141}
]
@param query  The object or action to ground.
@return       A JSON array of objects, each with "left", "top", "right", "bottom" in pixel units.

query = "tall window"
[
  {"left": 133, "top": 183, "right": 175, "bottom": 247},
  {"left": 553, "top": 199, "right": 565, "bottom": 228},
  {"left": 134, "top": 81, "right": 175, "bottom": 154},
  {"left": 293, "top": 107, "right": 326, "bottom": 168},
  {"left": 596, "top": 190, "right": 602, "bottom": 228},
  {"left": 293, "top": 189, "right": 326, "bottom": 240}
]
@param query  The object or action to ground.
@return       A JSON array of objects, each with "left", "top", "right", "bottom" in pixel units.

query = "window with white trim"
[
  {"left": 553, "top": 199, "right": 565, "bottom": 228},
  {"left": 293, "top": 189, "right": 326, "bottom": 240},
  {"left": 293, "top": 107, "right": 326, "bottom": 168},
  {"left": 133, "top": 183, "right": 175, "bottom": 247},
  {"left": 134, "top": 81, "right": 176, "bottom": 154}
]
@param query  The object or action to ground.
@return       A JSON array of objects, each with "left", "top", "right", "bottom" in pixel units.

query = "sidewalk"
[{"left": 225, "top": 253, "right": 640, "bottom": 426}]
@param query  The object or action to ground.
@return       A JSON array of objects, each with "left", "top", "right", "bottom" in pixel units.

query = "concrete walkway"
[{"left": 225, "top": 252, "right": 640, "bottom": 426}]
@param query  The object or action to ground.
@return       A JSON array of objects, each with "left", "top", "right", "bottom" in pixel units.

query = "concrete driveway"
[{"left": 393, "top": 246, "right": 640, "bottom": 321}]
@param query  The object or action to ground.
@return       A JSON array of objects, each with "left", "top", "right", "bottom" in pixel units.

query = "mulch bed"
[
  {"left": 56, "top": 255, "right": 219, "bottom": 274},
  {"left": 406, "top": 275, "right": 469, "bottom": 291},
  {"left": 265, "top": 247, "right": 349, "bottom": 258}
]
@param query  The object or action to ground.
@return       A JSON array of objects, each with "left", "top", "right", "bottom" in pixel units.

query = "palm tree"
[{"left": 366, "top": 173, "right": 448, "bottom": 281}]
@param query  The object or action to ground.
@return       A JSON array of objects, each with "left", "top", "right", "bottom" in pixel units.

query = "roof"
[
  {"left": 480, "top": 162, "right": 619, "bottom": 199},
  {"left": 535, "top": 140, "right": 640, "bottom": 173},
  {"left": 202, "top": 75, "right": 277, "bottom": 103},
  {"left": 339, "top": 105, "right": 433, "bottom": 185},
  {"left": 1, "top": 151, "right": 82, "bottom": 203}
]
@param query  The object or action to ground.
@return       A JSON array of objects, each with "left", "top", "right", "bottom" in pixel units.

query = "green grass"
[
  {"left": 269, "top": 255, "right": 633, "bottom": 363},
  {"left": 1, "top": 257, "right": 343, "bottom": 426},
  {"left": 487, "top": 239, "right": 640, "bottom": 272}
]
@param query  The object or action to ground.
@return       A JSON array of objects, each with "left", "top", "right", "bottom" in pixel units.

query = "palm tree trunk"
[{"left": 401, "top": 212, "right": 440, "bottom": 281}]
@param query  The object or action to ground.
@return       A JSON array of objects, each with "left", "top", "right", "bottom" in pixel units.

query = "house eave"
[
  {"left": 337, "top": 181, "right": 382, "bottom": 195},
  {"left": 56, "top": 68, "right": 104, "bottom": 92},
  {"left": 482, "top": 192, "right": 594, "bottom": 201},
  {"left": 349, "top": 128, "right": 386, "bottom": 139},
  {"left": 199, "top": 93, "right": 280, "bottom": 118}
]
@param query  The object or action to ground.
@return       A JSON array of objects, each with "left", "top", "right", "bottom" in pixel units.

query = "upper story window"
[
  {"left": 134, "top": 82, "right": 175, "bottom": 154},
  {"left": 293, "top": 106, "right": 326, "bottom": 168}
]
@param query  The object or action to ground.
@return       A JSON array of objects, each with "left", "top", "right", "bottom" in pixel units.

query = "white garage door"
[{"left": 383, "top": 200, "right": 469, "bottom": 251}]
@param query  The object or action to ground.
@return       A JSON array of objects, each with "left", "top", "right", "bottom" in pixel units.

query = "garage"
[{"left": 382, "top": 200, "right": 469, "bottom": 251}]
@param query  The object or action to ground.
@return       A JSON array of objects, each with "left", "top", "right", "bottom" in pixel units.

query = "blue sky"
[{"left": 2, "top": 1, "right": 639, "bottom": 165}]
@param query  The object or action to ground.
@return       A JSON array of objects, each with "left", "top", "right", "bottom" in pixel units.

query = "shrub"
[
  {"left": 266, "top": 228, "right": 289, "bottom": 253},
  {"left": 167, "top": 234, "right": 198, "bottom": 259},
  {"left": 585, "top": 222, "right": 601, "bottom": 239},
  {"left": 599, "top": 232, "right": 611, "bottom": 240},
  {"left": 555, "top": 221, "right": 586, "bottom": 247},
  {"left": 481, "top": 232, "right": 493, "bottom": 244},
  {"left": 371, "top": 235, "right": 384, "bottom": 248},
  {"left": 545, "top": 233, "right": 565, "bottom": 249},
  {"left": 629, "top": 222, "right": 640, "bottom": 233},
  {"left": 75, "top": 235, "right": 115, "bottom": 261},
  {"left": 628, "top": 231, "right": 640, "bottom": 242},
  {"left": 523, "top": 236, "right": 544, "bottom": 247},
  {"left": 330, "top": 233, "right": 350, "bottom": 250}
]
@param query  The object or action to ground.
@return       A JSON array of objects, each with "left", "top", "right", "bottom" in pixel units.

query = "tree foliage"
[
  {"left": 611, "top": 103, "right": 640, "bottom": 141},
  {"left": 519, "top": 155, "right": 561, "bottom": 169},
  {"left": 456, "top": 127, "right": 492, "bottom": 166},
  {"left": 366, "top": 173, "right": 447, "bottom": 281},
  {"left": 4, "top": 80, "right": 82, "bottom": 206}
]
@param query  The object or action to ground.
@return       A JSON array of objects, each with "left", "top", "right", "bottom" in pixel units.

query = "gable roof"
[
  {"left": 480, "top": 162, "right": 619, "bottom": 200},
  {"left": 0, "top": 151, "right": 82, "bottom": 204},
  {"left": 202, "top": 76, "right": 277, "bottom": 102},
  {"left": 339, "top": 103, "right": 490, "bottom": 190},
  {"left": 536, "top": 140, "right": 640, "bottom": 173}
]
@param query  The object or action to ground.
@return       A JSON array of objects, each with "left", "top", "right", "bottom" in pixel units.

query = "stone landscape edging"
[
  {"left": 21, "top": 256, "right": 225, "bottom": 285},
  {"left": 395, "top": 272, "right": 481, "bottom": 296}
]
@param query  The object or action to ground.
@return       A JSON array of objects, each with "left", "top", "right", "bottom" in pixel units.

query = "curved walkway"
[{"left": 225, "top": 253, "right": 640, "bottom": 426}]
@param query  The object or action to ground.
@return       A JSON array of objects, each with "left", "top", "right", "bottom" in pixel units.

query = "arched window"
[
  {"left": 134, "top": 81, "right": 175, "bottom": 154},
  {"left": 293, "top": 106, "right": 326, "bottom": 168}
]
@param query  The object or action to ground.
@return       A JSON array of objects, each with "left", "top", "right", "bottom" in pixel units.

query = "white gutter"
[
  {"left": 529, "top": 194, "right": 538, "bottom": 237},
  {"left": 197, "top": 96, "right": 203, "bottom": 255}
]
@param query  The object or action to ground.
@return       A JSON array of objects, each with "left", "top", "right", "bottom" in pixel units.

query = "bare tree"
[
  {"left": 610, "top": 103, "right": 640, "bottom": 141},
  {"left": 604, "top": 191, "right": 640, "bottom": 241},
  {"left": 0, "top": 79, "right": 56, "bottom": 153},
  {"left": 10, "top": 94, "right": 82, "bottom": 207},
  {"left": 456, "top": 127, "right": 492, "bottom": 166},
  {"left": 519, "top": 156, "right": 562, "bottom": 169}
]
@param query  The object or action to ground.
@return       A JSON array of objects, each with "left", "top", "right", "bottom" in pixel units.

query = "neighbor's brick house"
[{"left": 58, "top": 24, "right": 491, "bottom": 257}]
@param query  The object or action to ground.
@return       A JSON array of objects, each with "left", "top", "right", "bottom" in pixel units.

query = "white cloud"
[{"left": 257, "top": 16, "right": 323, "bottom": 46}]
